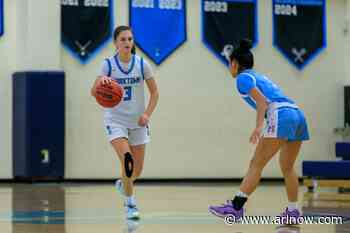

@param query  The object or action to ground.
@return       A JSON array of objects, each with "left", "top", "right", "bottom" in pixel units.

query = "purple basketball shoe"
[
  {"left": 279, "top": 208, "right": 301, "bottom": 225},
  {"left": 208, "top": 200, "right": 244, "bottom": 220}
]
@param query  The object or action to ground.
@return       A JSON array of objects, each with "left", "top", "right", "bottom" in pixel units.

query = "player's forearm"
[
  {"left": 144, "top": 90, "right": 159, "bottom": 117},
  {"left": 255, "top": 104, "right": 267, "bottom": 129}
]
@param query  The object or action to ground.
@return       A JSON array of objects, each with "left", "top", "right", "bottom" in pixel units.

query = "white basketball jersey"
[{"left": 101, "top": 54, "right": 152, "bottom": 128}]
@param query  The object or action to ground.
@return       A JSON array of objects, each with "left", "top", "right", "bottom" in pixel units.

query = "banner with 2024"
[{"left": 273, "top": 0, "right": 326, "bottom": 70}]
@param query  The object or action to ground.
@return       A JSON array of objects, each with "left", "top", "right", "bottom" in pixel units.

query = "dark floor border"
[{"left": 0, "top": 178, "right": 303, "bottom": 183}]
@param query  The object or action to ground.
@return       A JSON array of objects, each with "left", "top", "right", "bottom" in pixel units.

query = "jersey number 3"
[{"left": 123, "top": 86, "right": 132, "bottom": 101}]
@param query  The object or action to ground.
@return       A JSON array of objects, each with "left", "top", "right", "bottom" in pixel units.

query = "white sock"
[
  {"left": 126, "top": 196, "right": 136, "bottom": 206},
  {"left": 287, "top": 202, "right": 298, "bottom": 211},
  {"left": 236, "top": 190, "right": 248, "bottom": 198}
]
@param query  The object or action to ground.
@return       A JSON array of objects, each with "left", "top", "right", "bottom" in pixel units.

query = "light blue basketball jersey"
[
  {"left": 236, "top": 69, "right": 294, "bottom": 110},
  {"left": 235, "top": 69, "right": 310, "bottom": 141}
]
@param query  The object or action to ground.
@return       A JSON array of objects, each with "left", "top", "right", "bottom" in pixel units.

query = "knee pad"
[{"left": 124, "top": 152, "right": 134, "bottom": 178}]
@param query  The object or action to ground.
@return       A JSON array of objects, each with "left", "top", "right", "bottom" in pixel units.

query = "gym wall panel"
[
  {"left": 0, "top": 0, "right": 349, "bottom": 179},
  {"left": 62, "top": 0, "right": 348, "bottom": 179}
]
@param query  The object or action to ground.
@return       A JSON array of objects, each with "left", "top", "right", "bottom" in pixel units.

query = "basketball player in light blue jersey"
[
  {"left": 91, "top": 26, "right": 159, "bottom": 220},
  {"left": 209, "top": 39, "right": 309, "bottom": 224}
]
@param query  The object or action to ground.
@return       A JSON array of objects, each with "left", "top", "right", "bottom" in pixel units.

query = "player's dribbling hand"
[
  {"left": 249, "top": 127, "right": 263, "bottom": 144},
  {"left": 138, "top": 113, "right": 149, "bottom": 127},
  {"left": 99, "top": 76, "right": 113, "bottom": 85}
]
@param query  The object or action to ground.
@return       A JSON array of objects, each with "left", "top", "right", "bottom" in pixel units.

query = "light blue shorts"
[{"left": 263, "top": 107, "right": 310, "bottom": 141}]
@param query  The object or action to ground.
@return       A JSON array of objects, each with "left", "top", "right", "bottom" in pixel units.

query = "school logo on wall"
[
  {"left": 273, "top": 0, "right": 326, "bottom": 70},
  {"left": 129, "top": 0, "right": 187, "bottom": 65},
  {"left": 0, "top": 0, "right": 4, "bottom": 37},
  {"left": 202, "top": 0, "right": 258, "bottom": 65},
  {"left": 61, "top": 0, "right": 113, "bottom": 63}
]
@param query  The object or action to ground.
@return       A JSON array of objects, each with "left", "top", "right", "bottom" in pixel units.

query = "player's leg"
[
  {"left": 209, "top": 138, "right": 285, "bottom": 219},
  {"left": 111, "top": 137, "right": 134, "bottom": 197},
  {"left": 129, "top": 125, "right": 150, "bottom": 181},
  {"left": 279, "top": 141, "right": 302, "bottom": 213},
  {"left": 105, "top": 124, "right": 134, "bottom": 196},
  {"left": 114, "top": 125, "right": 149, "bottom": 219},
  {"left": 240, "top": 138, "right": 285, "bottom": 195},
  {"left": 106, "top": 124, "right": 139, "bottom": 219},
  {"left": 115, "top": 144, "right": 146, "bottom": 195},
  {"left": 130, "top": 144, "right": 145, "bottom": 181},
  {"left": 111, "top": 137, "right": 140, "bottom": 219},
  {"left": 279, "top": 109, "right": 309, "bottom": 223},
  {"left": 209, "top": 107, "right": 287, "bottom": 219}
]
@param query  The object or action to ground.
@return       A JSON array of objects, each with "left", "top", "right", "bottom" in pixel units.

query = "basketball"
[{"left": 95, "top": 79, "right": 123, "bottom": 108}]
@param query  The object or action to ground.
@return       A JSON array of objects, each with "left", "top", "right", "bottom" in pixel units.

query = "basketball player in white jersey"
[{"left": 91, "top": 26, "right": 159, "bottom": 219}]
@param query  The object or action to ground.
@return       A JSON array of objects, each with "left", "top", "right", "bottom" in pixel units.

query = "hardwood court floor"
[{"left": 0, "top": 182, "right": 349, "bottom": 233}]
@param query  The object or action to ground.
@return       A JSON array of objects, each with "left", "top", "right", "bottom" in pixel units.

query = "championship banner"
[
  {"left": 273, "top": 0, "right": 326, "bottom": 70},
  {"left": 0, "top": 0, "right": 3, "bottom": 37},
  {"left": 130, "top": 0, "right": 187, "bottom": 65},
  {"left": 61, "top": 0, "right": 113, "bottom": 63},
  {"left": 202, "top": 0, "right": 258, "bottom": 65}
]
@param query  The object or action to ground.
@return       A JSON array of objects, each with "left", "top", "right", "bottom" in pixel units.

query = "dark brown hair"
[{"left": 113, "top": 26, "right": 136, "bottom": 54}]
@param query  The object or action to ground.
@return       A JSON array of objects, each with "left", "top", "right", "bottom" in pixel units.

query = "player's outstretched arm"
[
  {"left": 249, "top": 88, "right": 268, "bottom": 144},
  {"left": 145, "top": 78, "right": 159, "bottom": 117}
]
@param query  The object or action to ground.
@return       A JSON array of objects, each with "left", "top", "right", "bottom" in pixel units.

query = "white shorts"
[{"left": 104, "top": 123, "right": 150, "bottom": 146}]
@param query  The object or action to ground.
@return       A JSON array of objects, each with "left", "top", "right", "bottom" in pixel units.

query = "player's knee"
[
  {"left": 124, "top": 152, "right": 134, "bottom": 178},
  {"left": 281, "top": 167, "right": 294, "bottom": 177},
  {"left": 279, "top": 158, "right": 293, "bottom": 174}
]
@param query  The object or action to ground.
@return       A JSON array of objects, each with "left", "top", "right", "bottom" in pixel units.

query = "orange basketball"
[{"left": 95, "top": 79, "right": 123, "bottom": 108}]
